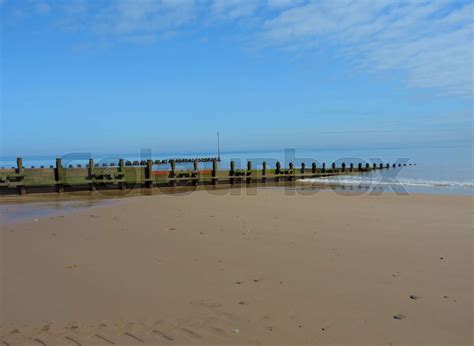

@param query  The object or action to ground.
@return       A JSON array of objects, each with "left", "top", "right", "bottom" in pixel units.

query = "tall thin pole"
[{"left": 217, "top": 131, "right": 221, "bottom": 161}]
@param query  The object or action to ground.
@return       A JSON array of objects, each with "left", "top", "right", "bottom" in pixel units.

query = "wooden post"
[
  {"left": 247, "top": 161, "right": 252, "bottom": 184},
  {"left": 366, "top": 163, "right": 370, "bottom": 170},
  {"left": 341, "top": 162, "right": 346, "bottom": 172},
  {"left": 288, "top": 162, "right": 294, "bottom": 181},
  {"left": 88, "top": 158, "right": 95, "bottom": 191},
  {"left": 373, "top": 163, "right": 377, "bottom": 170},
  {"left": 301, "top": 162, "right": 305, "bottom": 175},
  {"left": 118, "top": 159, "right": 125, "bottom": 190},
  {"left": 146, "top": 160, "right": 154, "bottom": 188},
  {"left": 16, "top": 157, "right": 23, "bottom": 174},
  {"left": 55, "top": 158, "right": 64, "bottom": 193},
  {"left": 193, "top": 160, "right": 199, "bottom": 186},
  {"left": 276, "top": 162, "right": 281, "bottom": 182},
  {"left": 386, "top": 163, "right": 390, "bottom": 169},
  {"left": 379, "top": 163, "right": 383, "bottom": 170},
  {"left": 262, "top": 161, "right": 267, "bottom": 183},
  {"left": 88, "top": 159, "right": 94, "bottom": 177},
  {"left": 332, "top": 162, "right": 336, "bottom": 172},
  {"left": 312, "top": 162, "right": 316, "bottom": 175},
  {"left": 230, "top": 161, "right": 235, "bottom": 185},
  {"left": 170, "top": 160, "right": 176, "bottom": 187},
  {"left": 322, "top": 163, "right": 326, "bottom": 173},
  {"left": 393, "top": 163, "right": 396, "bottom": 168},
  {"left": 350, "top": 163, "right": 354, "bottom": 172},
  {"left": 212, "top": 159, "right": 218, "bottom": 185},
  {"left": 16, "top": 157, "right": 25, "bottom": 195},
  {"left": 358, "top": 163, "right": 362, "bottom": 171}
]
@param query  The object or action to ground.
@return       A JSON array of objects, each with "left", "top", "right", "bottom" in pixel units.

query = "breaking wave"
[{"left": 297, "top": 176, "right": 474, "bottom": 189}]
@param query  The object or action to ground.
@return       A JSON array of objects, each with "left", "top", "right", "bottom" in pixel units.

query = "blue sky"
[{"left": 0, "top": 0, "right": 472, "bottom": 156}]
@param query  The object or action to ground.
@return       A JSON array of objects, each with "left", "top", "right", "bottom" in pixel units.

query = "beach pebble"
[
  {"left": 393, "top": 314, "right": 405, "bottom": 320},
  {"left": 409, "top": 295, "right": 419, "bottom": 300},
  {"left": 66, "top": 264, "right": 77, "bottom": 269},
  {"left": 34, "top": 218, "right": 38, "bottom": 222},
  {"left": 231, "top": 328, "right": 240, "bottom": 334}
]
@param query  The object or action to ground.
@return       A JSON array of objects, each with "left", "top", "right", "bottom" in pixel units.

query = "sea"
[{"left": 0, "top": 145, "right": 472, "bottom": 196}]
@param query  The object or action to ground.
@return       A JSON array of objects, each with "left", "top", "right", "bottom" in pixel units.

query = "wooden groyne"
[{"left": 0, "top": 158, "right": 415, "bottom": 196}]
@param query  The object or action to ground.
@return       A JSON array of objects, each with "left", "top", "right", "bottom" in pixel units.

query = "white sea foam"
[{"left": 297, "top": 177, "right": 474, "bottom": 189}]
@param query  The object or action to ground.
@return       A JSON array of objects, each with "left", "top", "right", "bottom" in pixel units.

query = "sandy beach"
[{"left": 0, "top": 188, "right": 472, "bottom": 345}]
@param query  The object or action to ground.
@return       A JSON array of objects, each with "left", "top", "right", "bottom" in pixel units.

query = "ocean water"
[
  {"left": 218, "top": 146, "right": 473, "bottom": 196},
  {"left": 0, "top": 145, "right": 472, "bottom": 195}
]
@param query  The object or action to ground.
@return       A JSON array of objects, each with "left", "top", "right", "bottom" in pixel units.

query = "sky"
[{"left": 0, "top": 0, "right": 472, "bottom": 157}]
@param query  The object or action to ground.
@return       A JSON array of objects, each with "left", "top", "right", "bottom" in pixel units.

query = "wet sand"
[{"left": 1, "top": 189, "right": 472, "bottom": 344}]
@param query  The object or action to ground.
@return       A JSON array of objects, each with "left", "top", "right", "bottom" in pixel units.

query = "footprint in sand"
[{"left": 393, "top": 314, "right": 405, "bottom": 320}]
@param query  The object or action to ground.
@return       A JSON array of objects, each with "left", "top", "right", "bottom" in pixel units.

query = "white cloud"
[
  {"left": 95, "top": 0, "right": 195, "bottom": 35},
  {"left": 5, "top": 0, "right": 472, "bottom": 98},
  {"left": 267, "top": 0, "right": 303, "bottom": 9},
  {"left": 210, "top": 0, "right": 260, "bottom": 20},
  {"left": 55, "top": 0, "right": 196, "bottom": 38},
  {"left": 260, "top": 0, "right": 473, "bottom": 98}
]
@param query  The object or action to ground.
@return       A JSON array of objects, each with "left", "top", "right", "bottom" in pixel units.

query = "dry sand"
[{"left": 1, "top": 188, "right": 472, "bottom": 345}]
